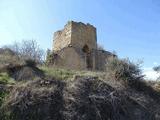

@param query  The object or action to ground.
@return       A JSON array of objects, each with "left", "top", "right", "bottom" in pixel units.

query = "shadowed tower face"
[{"left": 53, "top": 21, "right": 97, "bottom": 52}]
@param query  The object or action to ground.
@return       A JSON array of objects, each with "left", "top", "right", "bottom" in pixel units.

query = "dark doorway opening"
[
  {"left": 82, "top": 45, "right": 89, "bottom": 53},
  {"left": 82, "top": 45, "right": 93, "bottom": 69}
]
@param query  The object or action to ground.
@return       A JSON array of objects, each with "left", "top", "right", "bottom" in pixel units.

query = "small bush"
[
  {"left": 105, "top": 57, "right": 143, "bottom": 85},
  {"left": 45, "top": 49, "right": 53, "bottom": 65},
  {"left": 0, "top": 48, "right": 25, "bottom": 72},
  {"left": 25, "top": 59, "right": 37, "bottom": 67},
  {"left": 0, "top": 52, "right": 23, "bottom": 66},
  {"left": 4, "top": 40, "right": 45, "bottom": 63},
  {"left": 0, "top": 90, "right": 9, "bottom": 111},
  {"left": 0, "top": 73, "right": 15, "bottom": 85},
  {"left": 0, "top": 73, "right": 11, "bottom": 114}
]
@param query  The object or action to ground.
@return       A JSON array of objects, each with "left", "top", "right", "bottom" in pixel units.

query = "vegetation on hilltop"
[
  {"left": 3, "top": 40, "right": 45, "bottom": 63},
  {"left": 0, "top": 42, "right": 160, "bottom": 120}
]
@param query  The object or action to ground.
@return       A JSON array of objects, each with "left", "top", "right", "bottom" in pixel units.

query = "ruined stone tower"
[
  {"left": 50, "top": 21, "right": 114, "bottom": 70},
  {"left": 53, "top": 21, "right": 97, "bottom": 52}
]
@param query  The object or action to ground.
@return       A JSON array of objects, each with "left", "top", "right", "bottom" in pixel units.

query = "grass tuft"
[
  {"left": 40, "top": 66, "right": 105, "bottom": 80},
  {"left": 0, "top": 73, "right": 15, "bottom": 85}
]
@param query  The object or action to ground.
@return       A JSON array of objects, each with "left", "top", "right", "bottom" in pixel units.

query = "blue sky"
[{"left": 0, "top": 0, "right": 160, "bottom": 71}]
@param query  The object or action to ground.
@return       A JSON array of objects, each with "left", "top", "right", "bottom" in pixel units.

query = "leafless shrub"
[
  {"left": 4, "top": 40, "right": 44, "bottom": 64},
  {"left": 105, "top": 57, "right": 144, "bottom": 86},
  {"left": 153, "top": 66, "right": 160, "bottom": 80},
  {"left": 153, "top": 66, "right": 160, "bottom": 73},
  {"left": 0, "top": 48, "right": 25, "bottom": 73}
]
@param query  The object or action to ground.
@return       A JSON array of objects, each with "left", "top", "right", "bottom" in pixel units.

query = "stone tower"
[
  {"left": 53, "top": 21, "right": 97, "bottom": 52},
  {"left": 51, "top": 21, "right": 114, "bottom": 71}
]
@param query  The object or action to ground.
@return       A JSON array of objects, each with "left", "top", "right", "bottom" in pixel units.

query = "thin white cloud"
[
  {"left": 153, "top": 62, "right": 158, "bottom": 66},
  {"left": 143, "top": 67, "right": 159, "bottom": 80}
]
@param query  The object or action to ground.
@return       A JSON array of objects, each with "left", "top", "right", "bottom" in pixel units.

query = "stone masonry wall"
[
  {"left": 95, "top": 50, "right": 114, "bottom": 71},
  {"left": 51, "top": 21, "right": 114, "bottom": 71},
  {"left": 53, "top": 47, "right": 86, "bottom": 70},
  {"left": 53, "top": 21, "right": 72, "bottom": 51},
  {"left": 53, "top": 21, "right": 97, "bottom": 52},
  {"left": 71, "top": 22, "right": 97, "bottom": 50}
]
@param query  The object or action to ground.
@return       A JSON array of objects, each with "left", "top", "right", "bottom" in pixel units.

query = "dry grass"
[
  {"left": 0, "top": 78, "right": 65, "bottom": 120},
  {"left": 40, "top": 66, "right": 105, "bottom": 81},
  {"left": 0, "top": 77, "right": 158, "bottom": 120}
]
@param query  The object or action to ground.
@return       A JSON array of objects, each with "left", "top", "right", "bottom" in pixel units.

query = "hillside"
[{"left": 0, "top": 48, "right": 160, "bottom": 120}]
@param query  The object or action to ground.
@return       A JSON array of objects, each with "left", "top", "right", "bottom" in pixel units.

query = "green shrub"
[
  {"left": 0, "top": 91, "right": 7, "bottom": 107},
  {"left": 0, "top": 73, "right": 15, "bottom": 84},
  {"left": 105, "top": 57, "right": 143, "bottom": 85},
  {"left": 45, "top": 49, "right": 53, "bottom": 65},
  {"left": 0, "top": 73, "right": 10, "bottom": 118}
]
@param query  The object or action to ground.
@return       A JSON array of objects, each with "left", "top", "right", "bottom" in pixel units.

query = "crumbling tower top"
[{"left": 53, "top": 21, "right": 97, "bottom": 52}]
